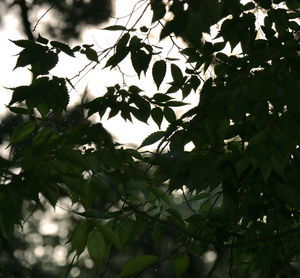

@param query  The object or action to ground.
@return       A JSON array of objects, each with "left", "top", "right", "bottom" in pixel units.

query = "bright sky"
[{"left": 0, "top": 0, "right": 193, "bottom": 147}]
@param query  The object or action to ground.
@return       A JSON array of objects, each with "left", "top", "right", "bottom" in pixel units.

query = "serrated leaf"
[
  {"left": 153, "top": 93, "right": 173, "bottom": 103},
  {"left": 71, "top": 220, "right": 90, "bottom": 256},
  {"left": 173, "top": 253, "right": 190, "bottom": 278},
  {"left": 171, "top": 64, "right": 184, "bottom": 84},
  {"left": 87, "top": 228, "right": 106, "bottom": 270},
  {"left": 103, "top": 25, "right": 135, "bottom": 31},
  {"left": 10, "top": 39, "right": 36, "bottom": 48},
  {"left": 9, "top": 121, "right": 36, "bottom": 146},
  {"left": 164, "top": 107, "right": 176, "bottom": 123},
  {"left": 152, "top": 60, "right": 166, "bottom": 90},
  {"left": 139, "top": 131, "right": 165, "bottom": 149},
  {"left": 116, "top": 255, "right": 158, "bottom": 278},
  {"left": 151, "top": 107, "right": 163, "bottom": 128},
  {"left": 8, "top": 106, "right": 29, "bottom": 115},
  {"left": 50, "top": 41, "right": 74, "bottom": 57},
  {"left": 165, "top": 101, "right": 188, "bottom": 107},
  {"left": 33, "top": 127, "right": 53, "bottom": 146},
  {"left": 85, "top": 48, "right": 98, "bottom": 62}
]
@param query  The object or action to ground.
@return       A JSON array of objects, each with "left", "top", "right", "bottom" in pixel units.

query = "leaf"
[
  {"left": 71, "top": 220, "right": 90, "bottom": 256},
  {"left": 131, "top": 50, "right": 151, "bottom": 77},
  {"left": 151, "top": 1, "right": 166, "bottom": 23},
  {"left": 151, "top": 107, "right": 164, "bottom": 128},
  {"left": 116, "top": 255, "right": 158, "bottom": 278},
  {"left": 105, "top": 48, "right": 130, "bottom": 68},
  {"left": 139, "top": 131, "right": 165, "bottom": 149},
  {"left": 9, "top": 121, "right": 36, "bottom": 146},
  {"left": 173, "top": 253, "right": 190, "bottom": 278},
  {"left": 164, "top": 107, "right": 176, "bottom": 123},
  {"left": 8, "top": 106, "right": 29, "bottom": 115},
  {"left": 33, "top": 127, "right": 53, "bottom": 146},
  {"left": 85, "top": 48, "right": 98, "bottom": 62},
  {"left": 152, "top": 60, "right": 167, "bottom": 89},
  {"left": 153, "top": 93, "right": 173, "bottom": 103},
  {"left": 117, "top": 33, "right": 130, "bottom": 52},
  {"left": 36, "top": 34, "right": 49, "bottom": 45},
  {"left": 96, "top": 223, "right": 122, "bottom": 251},
  {"left": 50, "top": 41, "right": 74, "bottom": 57},
  {"left": 171, "top": 63, "right": 184, "bottom": 84},
  {"left": 10, "top": 39, "right": 36, "bottom": 48},
  {"left": 165, "top": 101, "right": 187, "bottom": 107},
  {"left": 87, "top": 228, "right": 106, "bottom": 270},
  {"left": 103, "top": 25, "right": 135, "bottom": 31}
]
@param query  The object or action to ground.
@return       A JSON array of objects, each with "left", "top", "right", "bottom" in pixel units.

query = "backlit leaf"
[
  {"left": 71, "top": 220, "right": 90, "bottom": 256},
  {"left": 173, "top": 253, "right": 190, "bottom": 278},
  {"left": 9, "top": 121, "right": 36, "bottom": 145},
  {"left": 116, "top": 255, "right": 158, "bottom": 278},
  {"left": 87, "top": 228, "right": 106, "bottom": 270}
]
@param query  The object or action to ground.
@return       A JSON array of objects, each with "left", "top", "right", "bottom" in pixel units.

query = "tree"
[
  {"left": 1, "top": 0, "right": 113, "bottom": 41},
  {"left": 1, "top": 0, "right": 300, "bottom": 277}
]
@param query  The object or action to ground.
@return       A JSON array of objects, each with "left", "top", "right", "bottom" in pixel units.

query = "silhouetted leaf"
[
  {"left": 50, "top": 41, "right": 74, "bottom": 57},
  {"left": 139, "top": 131, "right": 165, "bottom": 148},
  {"left": 152, "top": 60, "right": 167, "bottom": 89},
  {"left": 85, "top": 47, "right": 98, "bottom": 62},
  {"left": 151, "top": 107, "right": 163, "bottom": 128},
  {"left": 164, "top": 107, "right": 176, "bottom": 123}
]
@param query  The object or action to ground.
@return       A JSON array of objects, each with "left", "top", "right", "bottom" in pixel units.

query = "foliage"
[
  {"left": 1, "top": 0, "right": 113, "bottom": 41},
  {"left": 1, "top": 0, "right": 300, "bottom": 277}
]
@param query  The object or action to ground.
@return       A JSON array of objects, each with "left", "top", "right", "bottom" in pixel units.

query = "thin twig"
[
  {"left": 181, "top": 186, "right": 197, "bottom": 215},
  {"left": 64, "top": 253, "right": 77, "bottom": 278},
  {"left": 32, "top": 4, "right": 55, "bottom": 32}
]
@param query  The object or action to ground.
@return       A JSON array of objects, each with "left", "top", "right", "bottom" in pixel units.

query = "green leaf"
[
  {"left": 50, "top": 41, "right": 74, "bottom": 57},
  {"left": 139, "top": 131, "right": 165, "bottom": 149},
  {"left": 116, "top": 255, "right": 158, "bottom": 278},
  {"left": 33, "top": 127, "right": 54, "bottom": 146},
  {"left": 85, "top": 48, "right": 98, "bottom": 62},
  {"left": 96, "top": 223, "right": 122, "bottom": 251},
  {"left": 164, "top": 107, "right": 176, "bottom": 123},
  {"left": 173, "top": 253, "right": 190, "bottom": 278},
  {"left": 9, "top": 121, "right": 36, "bottom": 145},
  {"left": 152, "top": 60, "right": 167, "bottom": 89},
  {"left": 151, "top": 107, "right": 164, "bottom": 128},
  {"left": 87, "top": 228, "right": 106, "bottom": 270},
  {"left": 71, "top": 220, "right": 90, "bottom": 256}
]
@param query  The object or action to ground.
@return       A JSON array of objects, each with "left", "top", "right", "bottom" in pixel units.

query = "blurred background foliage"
[{"left": 0, "top": 0, "right": 113, "bottom": 41}]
